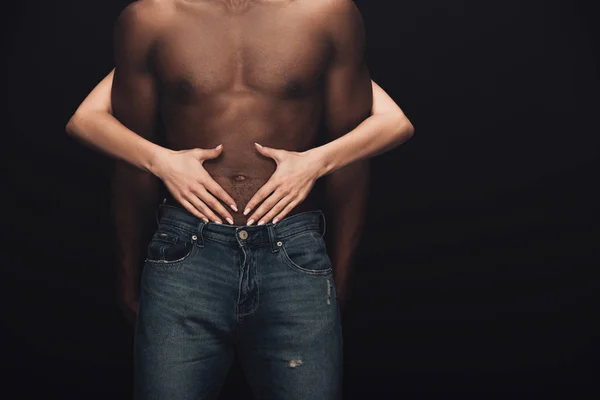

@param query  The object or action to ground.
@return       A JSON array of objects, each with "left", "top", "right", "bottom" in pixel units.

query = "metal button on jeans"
[{"left": 238, "top": 230, "right": 248, "bottom": 240}]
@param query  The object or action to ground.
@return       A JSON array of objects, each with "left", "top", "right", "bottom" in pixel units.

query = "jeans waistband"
[{"left": 157, "top": 203, "right": 326, "bottom": 248}]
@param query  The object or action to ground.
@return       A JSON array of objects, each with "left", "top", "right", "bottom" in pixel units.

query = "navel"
[{"left": 233, "top": 174, "right": 247, "bottom": 182}]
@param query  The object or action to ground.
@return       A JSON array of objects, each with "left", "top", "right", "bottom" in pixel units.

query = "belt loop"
[
  {"left": 320, "top": 211, "right": 327, "bottom": 238},
  {"left": 196, "top": 221, "right": 206, "bottom": 248},
  {"left": 155, "top": 197, "right": 168, "bottom": 226},
  {"left": 267, "top": 224, "right": 280, "bottom": 253},
  {"left": 155, "top": 202, "right": 163, "bottom": 226}
]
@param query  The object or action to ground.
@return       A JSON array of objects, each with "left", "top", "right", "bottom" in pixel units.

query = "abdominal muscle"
[{"left": 160, "top": 93, "right": 324, "bottom": 225}]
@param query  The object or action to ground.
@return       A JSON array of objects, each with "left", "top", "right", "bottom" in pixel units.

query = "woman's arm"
[
  {"left": 244, "top": 81, "right": 414, "bottom": 223},
  {"left": 67, "top": 70, "right": 413, "bottom": 178},
  {"left": 66, "top": 69, "right": 237, "bottom": 224},
  {"left": 312, "top": 80, "right": 414, "bottom": 178},
  {"left": 66, "top": 70, "right": 414, "bottom": 222},
  {"left": 66, "top": 69, "right": 166, "bottom": 175}
]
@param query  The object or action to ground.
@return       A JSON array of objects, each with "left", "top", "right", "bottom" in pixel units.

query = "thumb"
[
  {"left": 255, "top": 142, "right": 279, "bottom": 161},
  {"left": 197, "top": 144, "right": 223, "bottom": 160}
]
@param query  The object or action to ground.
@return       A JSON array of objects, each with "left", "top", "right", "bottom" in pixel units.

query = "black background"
[{"left": 2, "top": 1, "right": 599, "bottom": 398}]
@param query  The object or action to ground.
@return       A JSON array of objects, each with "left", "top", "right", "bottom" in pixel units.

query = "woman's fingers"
[
  {"left": 178, "top": 197, "right": 209, "bottom": 223},
  {"left": 203, "top": 178, "right": 238, "bottom": 213},
  {"left": 191, "top": 186, "right": 234, "bottom": 224},
  {"left": 183, "top": 193, "right": 223, "bottom": 224},
  {"left": 259, "top": 195, "right": 296, "bottom": 225},
  {"left": 272, "top": 198, "right": 301, "bottom": 224},
  {"left": 166, "top": 183, "right": 208, "bottom": 222},
  {"left": 246, "top": 188, "right": 287, "bottom": 226},
  {"left": 243, "top": 179, "right": 277, "bottom": 217}
]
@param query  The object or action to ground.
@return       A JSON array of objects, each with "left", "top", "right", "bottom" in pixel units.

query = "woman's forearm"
[
  {"left": 65, "top": 69, "right": 169, "bottom": 176},
  {"left": 312, "top": 110, "right": 414, "bottom": 177},
  {"left": 67, "top": 73, "right": 412, "bottom": 180},
  {"left": 309, "top": 80, "right": 414, "bottom": 178},
  {"left": 68, "top": 106, "right": 411, "bottom": 180},
  {"left": 67, "top": 109, "right": 167, "bottom": 175}
]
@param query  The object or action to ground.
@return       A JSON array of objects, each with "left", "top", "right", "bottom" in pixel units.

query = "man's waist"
[
  {"left": 161, "top": 190, "right": 322, "bottom": 225},
  {"left": 156, "top": 200, "right": 326, "bottom": 246}
]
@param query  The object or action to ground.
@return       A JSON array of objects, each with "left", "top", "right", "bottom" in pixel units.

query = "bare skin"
[
  {"left": 113, "top": 0, "right": 378, "bottom": 219},
  {"left": 82, "top": 0, "right": 413, "bottom": 322},
  {"left": 67, "top": 71, "right": 414, "bottom": 225}
]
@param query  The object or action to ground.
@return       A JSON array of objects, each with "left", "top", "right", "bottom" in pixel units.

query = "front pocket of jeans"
[
  {"left": 145, "top": 231, "right": 195, "bottom": 266},
  {"left": 279, "top": 231, "right": 332, "bottom": 276}
]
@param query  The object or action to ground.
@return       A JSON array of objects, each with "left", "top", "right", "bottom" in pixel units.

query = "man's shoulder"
[
  {"left": 122, "top": 0, "right": 173, "bottom": 14},
  {"left": 300, "top": 0, "right": 362, "bottom": 34},
  {"left": 303, "top": 0, "right": 358, "bottom": 16},
  {"left": 116, "top": 0, "right": 173, "bottom": 34}
]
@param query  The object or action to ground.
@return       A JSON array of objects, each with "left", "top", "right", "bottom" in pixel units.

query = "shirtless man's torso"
[{"left": 113, "top": 0, "right": 371, "bottom": 225}]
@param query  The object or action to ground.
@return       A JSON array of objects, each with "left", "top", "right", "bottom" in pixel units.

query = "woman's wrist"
[
  {"left": 146, "top": 145, "right": 172, "bottom": 178},
  {"left": 304, "top": 145, "right": 336, "bottom": 179}
]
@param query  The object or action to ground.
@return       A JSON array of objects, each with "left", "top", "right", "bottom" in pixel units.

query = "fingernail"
[
  {"left": 202, "top": 218, "right": 209, "bottom": 223},
  {"left": 230, "top": 204, "right": 238, "bottom": 212},
  {"left": 216, "top": 144, "right": 222, "bottom": 149},
  {"left": 214, "top": 220, "right": 222, "bottom": 224},
  {"left": 255, "top": 142, "right": 262, "bottom": 147},
  {"left": 243, "top": 208, "right": 251, "bottom": 216},
  {"left": 272, "top": 218, "right": 279, "bottom": 225},
  {"left": 247, "top": 219, "right": 254, "bottom": 226},
  {"left": 257, "top": 220, "right": 265, "bottom": 226},
  {"left": 226, "top": 218, "right": 234, "bottom": 225}
]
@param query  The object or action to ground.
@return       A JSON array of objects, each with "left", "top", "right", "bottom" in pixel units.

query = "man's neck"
[{"left": 189, "top": 0, "right": 291, "bottom": 12}]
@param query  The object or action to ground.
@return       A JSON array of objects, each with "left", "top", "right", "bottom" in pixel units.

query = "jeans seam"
[
  {"left": 144, "top": 240, "right": 197, "bottom": 266},
  {"left": 279, "top": 243, "right": 332, "bottom": 276}
]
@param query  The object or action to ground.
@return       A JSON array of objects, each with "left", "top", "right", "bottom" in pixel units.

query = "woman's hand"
[
  {"left": 153, "top": 145, "right": 238, "bottom": 224},
  {"left": 243, "top": 143, "right": 324, "bottom": 225}
]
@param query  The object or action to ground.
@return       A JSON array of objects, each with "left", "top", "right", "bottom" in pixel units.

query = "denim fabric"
[{"left": 134, "top": 204, "right": 342, "bottom": 400}]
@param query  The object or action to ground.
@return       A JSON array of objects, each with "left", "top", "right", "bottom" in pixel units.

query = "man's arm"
[
  {"left": 321, "top": 1, "right": 373, "bottom": 313},
  {"left": 110, "top": 1, "right": 163, "bottom": 323}
]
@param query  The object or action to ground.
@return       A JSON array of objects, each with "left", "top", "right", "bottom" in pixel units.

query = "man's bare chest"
[{"left": 154, "top": 12, "right": 331, "bottom": 100}]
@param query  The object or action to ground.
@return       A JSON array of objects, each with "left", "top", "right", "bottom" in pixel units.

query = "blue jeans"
[{"left": 134, "top": 204, "right": 343, "bottom": 399}]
